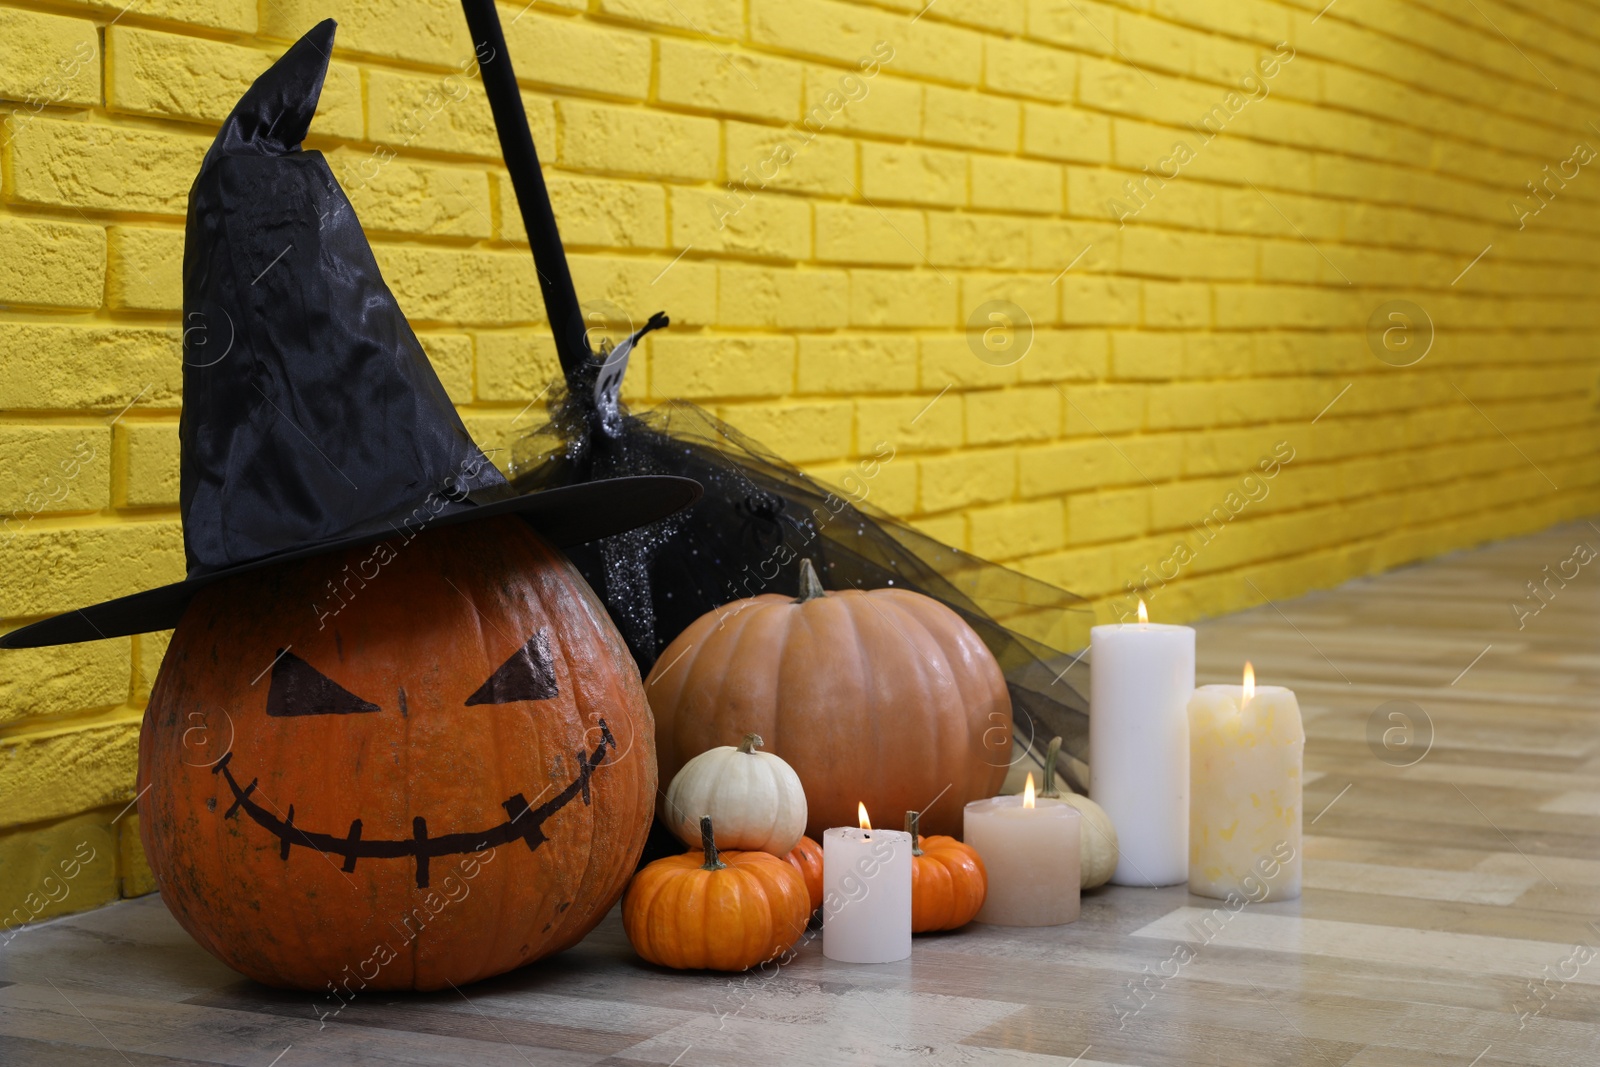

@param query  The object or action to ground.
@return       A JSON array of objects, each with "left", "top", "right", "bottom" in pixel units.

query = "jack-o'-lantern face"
[{"left": 139, "top": 517, "right": 655, "bottom": 992}]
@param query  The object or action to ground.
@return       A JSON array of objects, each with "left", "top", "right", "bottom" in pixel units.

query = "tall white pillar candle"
[
  {"left": 822, "top": 816, "right": 912, "bottom": 963},
  {"left": 1188, "top": 664, "right": 1303, "bottom": 902},
  {"left": 1089, "top": 611, "right": 1194, "bottom": 886},
  {"left": 964, "top": 779, "right": 1080, "bottom": 926}
]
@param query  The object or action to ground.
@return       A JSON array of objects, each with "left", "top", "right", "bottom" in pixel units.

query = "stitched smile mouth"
[{"left": 211, "top": 719, "right": 616, "bottom": 888}]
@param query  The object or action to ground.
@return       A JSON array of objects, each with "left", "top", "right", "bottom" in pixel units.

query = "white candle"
[
  {"left": 1188, "top": 663, "right": 1303, "bottom": 902},
  {"left": 822, "top": 806, "right": 912, "bottom": 963},
  {"left": 1089, "top": 605, "right": 1194, "bottom": 886},
  {"left": 964, "top": 777, "right": 1080, "bottom": 926}
]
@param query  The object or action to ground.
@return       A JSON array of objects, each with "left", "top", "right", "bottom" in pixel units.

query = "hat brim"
[{"left": 0, "top": 475, "right": 700, "bottom": 649}]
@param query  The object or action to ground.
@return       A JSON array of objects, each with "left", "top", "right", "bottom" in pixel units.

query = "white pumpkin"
[
  {"left": 1038, "top": 737, "right": 1118, "bottom": 889},
  {"left": 662, "top": 733, "right": 807, "bottom": 855},
  {"left": 1057, "top": 792, "right": 1118, "bottom": 889}
]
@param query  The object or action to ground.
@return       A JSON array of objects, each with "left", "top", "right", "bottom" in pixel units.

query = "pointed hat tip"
[
  {"left": 305, "top": 17, "right": 337, "bottom": 49},
  {"left": 211, "top": 19, "right": 337, "bottom": 157}
]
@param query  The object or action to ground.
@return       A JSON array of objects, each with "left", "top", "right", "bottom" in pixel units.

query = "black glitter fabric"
[{"left": 508, "top": 362, "right": 1092, "bottom": 790}]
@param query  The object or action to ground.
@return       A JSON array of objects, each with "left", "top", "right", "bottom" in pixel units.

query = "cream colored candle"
[
  {"left": 822, "top": 804, "right": 912, "bottom": 963},
  {"left": 1187, "top": 663, "right": 1303, "bottom": 902},
  {"left": 964, "top": 775, "right": 1081, "bottom": 926}
]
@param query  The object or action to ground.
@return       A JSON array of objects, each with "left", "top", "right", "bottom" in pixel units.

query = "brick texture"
[
  {"left": 0, "top": 10, "right": 99, "bottom": 110},
  {"left": 2, "top": 0, "right": 1600, "bottom": 927}
]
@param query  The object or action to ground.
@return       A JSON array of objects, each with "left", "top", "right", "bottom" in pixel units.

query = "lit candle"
[
  {"left": 1089, "top": 600, "right": 1194, "bottom": 886},
  {"left": 1188, "top": 663, "right": 1303, "bottom": 902},
  {"left": 963, "top": 774, "right": 1081, "bottom": 926},
  {"left": 822, "top": 803, "right": 913, "bottom": 963}
]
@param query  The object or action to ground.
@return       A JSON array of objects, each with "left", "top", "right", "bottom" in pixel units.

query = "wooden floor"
[{"left": 6, "top": 521, "right": 1600, "bottom": 1066}]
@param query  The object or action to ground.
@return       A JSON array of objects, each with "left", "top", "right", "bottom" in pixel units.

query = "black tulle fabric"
[{"left": 509, "top": 364, "right": 1093, "bottom": 789}]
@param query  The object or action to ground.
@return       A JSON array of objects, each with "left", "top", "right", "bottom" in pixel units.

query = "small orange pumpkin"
[
  {"left": 625, "top": 816, "right": 809, "bottom": 971},
  {"left": 907, "top": 811, "right": 986, "bottom": 933},
  {"left": 786, "top": 835, "right": 824, "bottom": 911}
]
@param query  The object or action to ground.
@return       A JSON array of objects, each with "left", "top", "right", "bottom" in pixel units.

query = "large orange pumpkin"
[
  {"left": 139, "top": 517, "right": 655, "bottom": 991},
  {"left": 645, "top": 560, "right": 1011, "bottom": 838}
]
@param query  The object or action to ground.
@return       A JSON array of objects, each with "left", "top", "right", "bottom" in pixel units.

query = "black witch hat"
[{"left": 0, "top": 20, "right": 698, "bottom": 650}]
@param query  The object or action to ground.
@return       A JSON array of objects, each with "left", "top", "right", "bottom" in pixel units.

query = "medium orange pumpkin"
[
  {"left": 139, "top": 517, "right": 655, "bottom": 991},
  {"left": 624, "top": 817, "right": 810, "bottom": 971},
  {"left": 906, "top": 811, "right": 987, "bottom": 933},
  {"left": 786, "top": 834, "right": 824, "bottom": 911},
  {"left": 646, "top": 559, "right": 1011, "bottom": 838}
]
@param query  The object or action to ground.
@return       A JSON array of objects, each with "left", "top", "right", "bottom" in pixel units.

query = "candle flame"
[
  {"left": 1137, "top": 598, "right": 1148, "bottom": 625},
  {"left": 1023, "top": 773, "right": 1036, "bottom": 809},
  {"left": 1242, "top": 661, "right": 1255, "bottom": 704},
  {"left": 858, "top": 802, "right": 872, "bottom": 831}
]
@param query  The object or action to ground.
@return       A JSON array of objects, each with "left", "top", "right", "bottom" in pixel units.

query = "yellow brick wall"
[{"left": 3, "top": 0, "right": 1600, "bottom": 925}]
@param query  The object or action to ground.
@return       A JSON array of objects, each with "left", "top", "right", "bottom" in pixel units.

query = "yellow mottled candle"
[{"left": 1187, "top": 665, "right": 1303, "bottom": 902}]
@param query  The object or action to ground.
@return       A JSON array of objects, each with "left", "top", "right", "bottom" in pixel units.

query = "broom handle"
[{"left": 459, "top": 0, "right": 590, "bottom": 376}]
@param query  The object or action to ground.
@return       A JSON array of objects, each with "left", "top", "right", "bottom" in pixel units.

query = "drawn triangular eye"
[
  {"left": 466, "top": 628, "right": 558, "bottom": 706},
  {"left": 265, "top": 649, "right": 380, "bottom": 716}
]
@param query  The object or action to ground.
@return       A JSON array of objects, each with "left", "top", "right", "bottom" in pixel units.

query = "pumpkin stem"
[
  {"left": 795, "top": 558, "right": 826, "bottom": 602},
  {"left": 905, "top": 811, "right": 924, "bottom": 856},
  {"left": 699, "top": 815, "right": 727, "bottom": 871},
  {"left": 738, "top": 733, "right": 764, "bottom": 754},
  {"left": 1039, "top": 736, "right": 1063, "bottom": 798}
]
